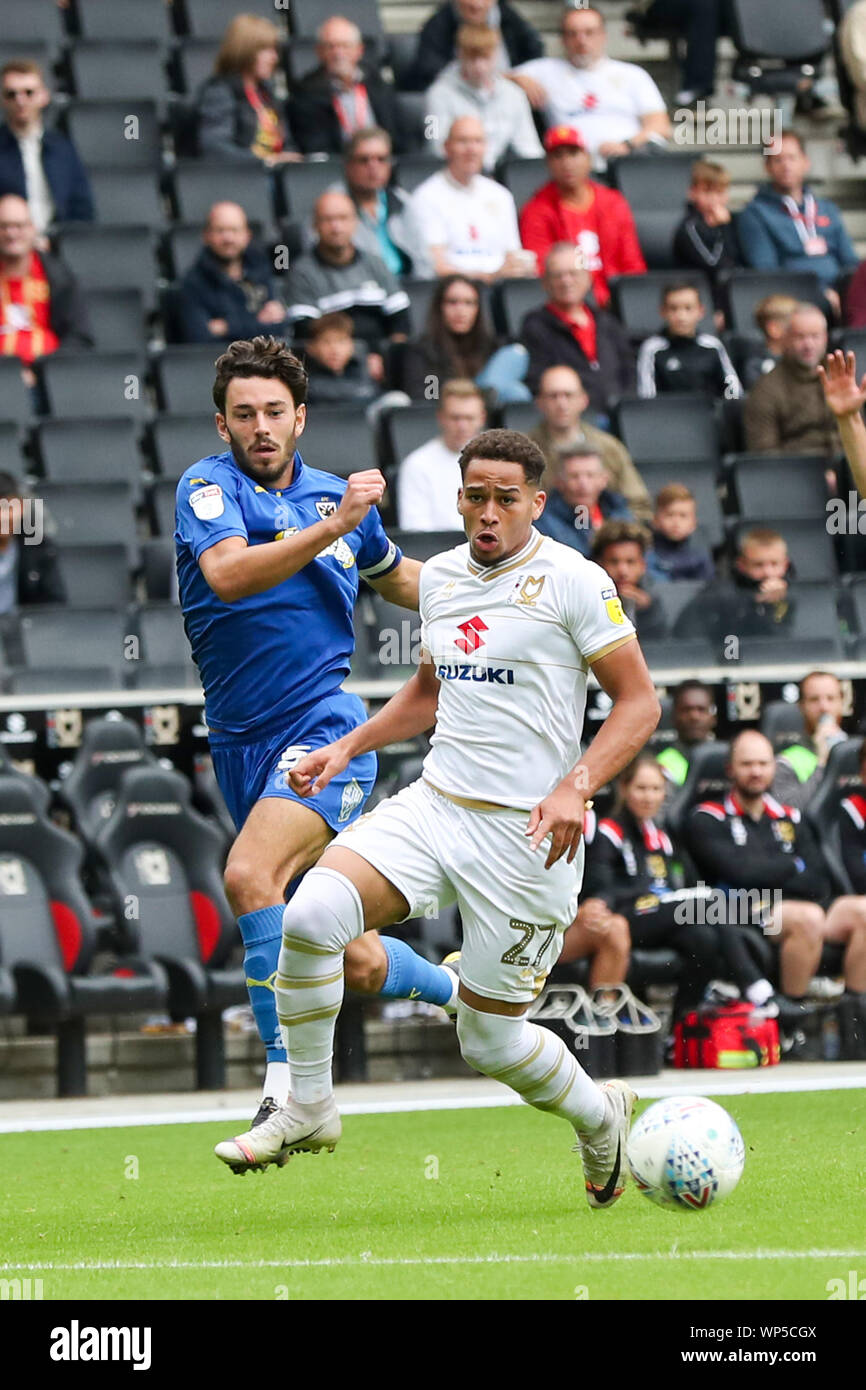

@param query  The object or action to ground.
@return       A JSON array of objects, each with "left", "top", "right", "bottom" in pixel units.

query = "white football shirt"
[
  {"left": 514, "top": 56, "right": 666, "bottom": 154},
  {"left": 419, "top": 528, "right": 636, "bottom": 808},
  {"left": 409, "top": 169, "right": 521, "bottom": 275}
]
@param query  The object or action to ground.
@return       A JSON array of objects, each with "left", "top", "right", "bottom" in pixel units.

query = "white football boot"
[
  {"left": 573, "top": 1079, "right": 637, "bottom": 1209},
  {"left": 214, "top": 1097, "right": 341, "bottom": 1175}
]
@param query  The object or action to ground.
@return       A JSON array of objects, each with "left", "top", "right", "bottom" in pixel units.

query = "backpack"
[{"left": 673, "top": 1001, "right": 780, "bottom": 1068}]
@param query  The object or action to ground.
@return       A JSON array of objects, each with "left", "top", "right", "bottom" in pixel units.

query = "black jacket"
[
  {"left": 674, "top": 567, "right": 796, "bottom": 648},
  {"left": 288, "top": 63, "right": 404, "bottom": 155},
  {"left": 673, "top": 204, "right": 742, "bottom": 291},
  {"left": 685, "top": 789, "right": 829, "bottom": 904},
  {"left": 520, "top": 303, "right": 635, "bottom": 415},
  {"left": 176, "top": 243, "right": 283, "bottom": 344},
  {"left": 840, "top": 788, "right": 866, "bottom": 894},
  {"left": 197, "top": 75, "right": 293, "bottom": 162},
  {"left": 584, "top": 807, "right": 680, "bottom": 913},
  {"left": 404, "top": 1, "right": 544, "bottom": 91},
  {"left": 303, "top": 347, "right": 379, "bottom": 407},
  {"left": 0, "top": 124, "right": 94, "bottom": 223}
]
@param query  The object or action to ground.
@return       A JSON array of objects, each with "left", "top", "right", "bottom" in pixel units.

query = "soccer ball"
[{"left": 626, "top": 1096, "right": 745, "bottom": 1211}]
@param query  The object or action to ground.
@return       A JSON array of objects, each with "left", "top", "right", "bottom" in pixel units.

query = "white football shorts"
[{"left": 333, "top": 778, "right": 583, "bottom": 1002}]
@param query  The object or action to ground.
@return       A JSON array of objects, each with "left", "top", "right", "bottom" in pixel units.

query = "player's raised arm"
[
  {"left": 365, "top": 555, "right": 422, "bottom": 610},
  {"left": 199, "top": 470, "right": 386, "bottom": 601},
  {"left": 527, "top": 639, "right": 660, "bottom": 869},
  {"left": 289, "top": 653, "right": 440, "bottom": 797},
  {"left": 818, "top": 349, "right": 866, "bottom": 497}
]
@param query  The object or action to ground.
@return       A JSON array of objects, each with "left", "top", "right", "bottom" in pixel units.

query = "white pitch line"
[
  {"left": 0, "top": 1072, "right": 865, "bottom": 1134},
  {"left": 1, "top": 1249, "right": 865, "bottom": 1272}
]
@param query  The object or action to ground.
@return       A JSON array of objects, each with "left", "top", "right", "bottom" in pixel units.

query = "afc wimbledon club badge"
[
  {"left": 189, "top": 484, "right": 224, "bottom": 520},
  {"left": 315, "top": 498, "right": 338, "bottom": 519}
]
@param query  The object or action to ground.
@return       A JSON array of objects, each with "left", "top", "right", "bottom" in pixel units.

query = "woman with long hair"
[
  {"left": 197, "top": 14, "right": 301, "bottom": 166},
  {"left": 402, "top": 274, "right": 530, "bottom": 403}
]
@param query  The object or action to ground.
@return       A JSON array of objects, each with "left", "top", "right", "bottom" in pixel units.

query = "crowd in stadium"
[{"left": 1, "top": 0, "right": 866, "bottom": 1079}]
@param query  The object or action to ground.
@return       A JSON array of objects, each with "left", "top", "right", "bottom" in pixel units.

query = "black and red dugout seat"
[
  {"left": 0, "top": 775, "right": 168, "bottom": 1094},
  {"left": 93, "top": 766, "right": 245, "bottom": 1088}
]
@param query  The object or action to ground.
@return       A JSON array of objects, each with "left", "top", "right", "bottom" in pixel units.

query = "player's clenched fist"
[
  {"left": 525, "top": 778, "right": 589, "bottom": 869},
  {"left": 288, "top": 737, "right": 352, "bottom": 797},
  {"left": 335, "top": 469, "right": 387, "bottom": 532}
]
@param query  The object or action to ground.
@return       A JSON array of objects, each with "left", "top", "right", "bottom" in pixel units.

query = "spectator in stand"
[
  {"left": 672, "top": 160, "right": 742, "bottom": 302},
  {"left": 409, "top": 116, "right": 535, "bottom": 282},
  {"left": 520, "top": 244, "right": 635, "bottom": 419},
  {"left": 656, "top": 679, "right": 718, "bottom": 793},
  {"left": 555, "top": 804, "right": 632, "bottom": 991},
  {"left": 426, "top": 24, "right": 542, "bottom": 169},
  {"left": 285, "top": 192, "right": 410, "bottom": 380},
  {"left": 528, "top": 364, "right": 651, "bottom": 519},
  {"left": 0, "top": 194, "right": 92, "bottom": 391},
  {"left": 685, "top": 729, "right": 866, "bottom": 1022},
  {"left": 0, "top": 471, "right": 66, "bottom": 620},
  {"left": 838, "top": 740, "right": 866, "bottom": 1003},
  {"left": 592, "top": 520, "right": 666, "bottom": 640},
  {"left": 289, "top": 16, "right": 402, "bottom": 156},
  {"left": 646, "top": 483, "right": 715, "bottom": 584},
  {"left": 302, "top": 311, "right": 379, "bottom": 408},
  {"left": 405, "top": 0, "right": 543, "bottom": 93},
  {"left": 175, "top": 201, "right": 288, "bottom": 345},
  {"left": 675, "top": 526, "right": 796, "bottom": 648},
  {"left": 519, "top": 125, "right": 645, "bottom": 310},
  {"left": 773, "top": 671, "right": 848, "bottom": 813},
  {"left": 581, "top": 754, "right": 722, "bottom": 1018},
  {"left": 511, "top": 5, "right": 671, "bottom": 167},
  {"left": 637, "top": 280, "right": 741, "bottom": 400},
  {"left": 627, "top": 0, "right": 727, "bottom": 106},
  {"left": 0, "top": 60, "right": 93, "bottom": 232},
  {"left": 737, "top": 133, "right": 858, "bottom": 319},
  {"left": 396, "top": 380, "right": 486, "bottom": 531},
  {"left": 401, "top": 273, "right": 530, "bottom": 404},
  {"left": 535, "top": 448, "right": 632, "bottom": 557},
  {"left": 197, "top": 14, "right": 301, "bottom": 166},
  {"left": 737, "top": 293, "right": 797, "bottom": 390},
  {"left": 339, "top": 128, "right": 432, "bottom": 279},
  {"left": 743, "top": 302, "right": 839, "bottom": 456}
]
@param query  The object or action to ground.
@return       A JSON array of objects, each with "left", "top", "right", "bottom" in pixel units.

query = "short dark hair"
[
  {"left": 661, "top": 280, "right": 702, "bottom": 305},
  {"left": 213, "top": 336, "right": 307, "bottom": 414},
  {"left": 673, "top": 678, "right": 712, "bottom": 708},
  {"left": 767, "top": 129, "right": 805, "bottom": 156},
  {"left": 458, "top": 428, "right": 546, "bottom": 485},
  {"left": 306, "top": 311, "right": 353, "bottom": 342},
  {"left": 556, "top": 444, "right": 603, "bottom": 471},
  {"left": 591, "top": 519, "right": 650, "bottom": 559}
]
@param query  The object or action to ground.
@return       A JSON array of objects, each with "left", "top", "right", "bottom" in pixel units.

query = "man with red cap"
[{"left": 519, "top": 126, "right": 645, "bottom": 309}]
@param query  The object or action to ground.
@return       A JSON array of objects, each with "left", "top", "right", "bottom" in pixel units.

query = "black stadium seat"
[
  {"left": 730, "top": 583, "right": 846, "bottom": 664},
  {"left": 182, "top": 0, "right": 285, "bottom": 39},
  {"left": 297, "top": 408, "right": 376, "bottom": 475},
  {"left": 170, "top": 38, "right": 221, "bottom": 95},
  {"left": 281, "top": 160, "right": 341, "bottom": 223},
  {"left": 290, "top": 0, "right": 384, "bottom": 42},
  {"left": 137, "top": 603, "right": 196, "bottom": 673},
  {"left": 94, "top": 765, "right": 245, "bottom": 1088},
  {"left": 761, "top": 699, "right": 806, "bottom": 751},
  {"left": 19, "top": 608, "right": 129, "bottom": 673},
  {"left": 0, "top": 422, "right": 24, "bottom": 472},
  {"left": 58, "top": 716, "right": 160, "bottom": 842},
  {"left": 393, "top": 153, "right": 442, "bottom": 194},
  {"left": 0, "top": 0, "right": 64, "bottom": 46},
  {"left": 364, "top": 592, "right": 422, "bottom": 680},
  {"left": 284, "top": 37, "right": 319, "bottom": 84},
  {"left": 729, "top": 0, "right": 830, "bottom": 96},
  {"left": 614, "top": 395, "right": 720, "bottom": 467},
  {"left": 389, "top": 530, "right": 465, "bottom": 565},
  {"left": 40, "top": 353, "right": 149, "bottom": 421},
  {"left": 609, "top": 271, "right": 714, "bottom": 341},
  {"left": 729, "top": 519, "right": 838, "bottom": 582},
  {"left": 82, "top": 288, "right": 148, "bottom": 352},
  {"left": 805, "top": 737, "right": 864, "bottom": 893},
  {"left": 39, "top": 481, "right": 137, "bottom": 558},
  {"left": 498, "top": 157, "right": 546, "bottom": 213},
  {"left": 154, "top": 346, "right": 220, "bottom": 415},
  {"left": 171, "top": 161, "right": 277, "bottom": 234},
  {"left": 496, "top": 278, "right": 545, "bottom": 338},
  {"left": 382, "top": 402, "right": 438, "bottom": 469},
  {"left": 56, "top": 225, "right": 157, "bottom": 308},
  {"left": 63, "top": 100, "right": 163, "bottom": 167},
  {"left": 55, "top": 547, "right": 133, "bottom": 609},
  {"left": 731, "top": 455, "right": 829, "bottom": 521},
  {"left": 149, "top": 414, "right": 219, "bottom": 479},
  {"left": 608, "top": 153, "right": 697, "bottom": 270},
  {"left": 151, "top": 477, "right": 180, "bottom": 538},
  {"left": 75, "top": 0, "right": 172, "bottom": 42},
  {"left": 631, "top": 461, "right": 724, "bottom": 548},
  {"left": 141, "top": 538, "right": 177, "bottom": 602},
  {"left": 663, "top": 740, "right": 731, "bottom": 838},
  {"left": 6, "top": 667, "right": 123, "bottom": 695},
  {"left": 0, "top": 358, "right": 35, "bottom": 425},
  {"left": 35, "top": 417, "right": 141, "bottom": 488},
  {"left": 0, "top": 774, "right": 167, "bottom": 1095},
  {"left": 89, "top": 167, "right": 164, "bottom": 227},
  {"left": 722, "top": 269, "right": 824, "bottom": 335},
  {"left": 67, "top": 41, "right": 169, "bottom": 103}
]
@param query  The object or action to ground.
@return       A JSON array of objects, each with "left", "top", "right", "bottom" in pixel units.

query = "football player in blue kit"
[{"left": 175, "top": 337, "right": 457, "bottom": 1171}]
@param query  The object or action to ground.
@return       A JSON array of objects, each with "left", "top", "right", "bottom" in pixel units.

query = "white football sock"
[
  {"left": 456, "top": 1001, "right": 605, "bottom": 1132},
  {"left": 262, "top": 1061, "right": 290, "bottom": 1105},
  {"left": 275, "top": 868, "right": 364, "bottom": 1105}
]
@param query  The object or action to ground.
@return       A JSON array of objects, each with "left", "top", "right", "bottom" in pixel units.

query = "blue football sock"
[
  {"left": 237, "top": 904, "right": 286, "bottom": 1062},
  {"left": 378, "top": 936, "right": 455, "bottom": 1006}
]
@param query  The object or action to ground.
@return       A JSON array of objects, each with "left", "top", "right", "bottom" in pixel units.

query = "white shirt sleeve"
[
  {"left": 509, "top": 86, "right": 545, "bottom": 159},
  {"left": 410, "top": 178, "right": 450, "bottom": 251},
  {"left": 561, "top": 557, "right": 637, "bottom": 664}
]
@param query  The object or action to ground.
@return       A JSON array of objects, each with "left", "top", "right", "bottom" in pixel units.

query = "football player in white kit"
[{"left": 215, "top": 429, "right": 660, "bottom": 1206}]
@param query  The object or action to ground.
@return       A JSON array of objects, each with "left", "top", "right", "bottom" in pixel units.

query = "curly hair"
[
  {"left": 212, "top": 336, "right": 308, "bottom": 413},
  {"left": 458, "top": 428, "right": 546, "bottom": 485}
]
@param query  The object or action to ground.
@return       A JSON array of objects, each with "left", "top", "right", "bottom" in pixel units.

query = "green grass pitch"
[{"left": 1, "top": 1090, "right": 864, "bottom": 1301}]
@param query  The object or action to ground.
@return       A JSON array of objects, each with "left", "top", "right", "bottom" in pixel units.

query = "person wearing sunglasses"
[{"left": 0, "top": 60, "right": 93, "bottom": 232}]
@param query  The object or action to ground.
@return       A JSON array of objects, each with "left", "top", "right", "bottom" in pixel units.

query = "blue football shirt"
[{"left": 175, "top": 450, "right": 400, "bottom": 737}]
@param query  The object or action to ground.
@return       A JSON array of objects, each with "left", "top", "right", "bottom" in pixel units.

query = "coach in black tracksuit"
[{"left": 684, "top": 730, "right": 831, "bottom": 1012}]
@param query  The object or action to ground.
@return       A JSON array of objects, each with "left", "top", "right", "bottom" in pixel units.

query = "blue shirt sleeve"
[
  {"left": 356, "top": 506, "right": 402, "bottom": 579},
  {"left": 176, "top": 475, "right": 248, "bottom": 562}
]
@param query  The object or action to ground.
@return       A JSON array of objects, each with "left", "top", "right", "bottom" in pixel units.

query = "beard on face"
[{"left": 225, "top": 425, "right": 297, "bottom": 483}]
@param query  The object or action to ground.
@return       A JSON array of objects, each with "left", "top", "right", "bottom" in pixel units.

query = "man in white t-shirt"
[
  {"left": 215, "top": 426, "right": 661, "bottom": 1210},
  {"left": 397, "top": 380, "right": 487, "bottom": 531},
  {"left": 409, "top": 114, "right": 537, "bottom": 280},
  {"left": 511, "top": 4, "right": 670, "bottom": 166}
]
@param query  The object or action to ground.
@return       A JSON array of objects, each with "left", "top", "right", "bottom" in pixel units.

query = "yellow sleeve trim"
[{"left": 585, "top": 632, "right": 638, "bottom": 665}]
